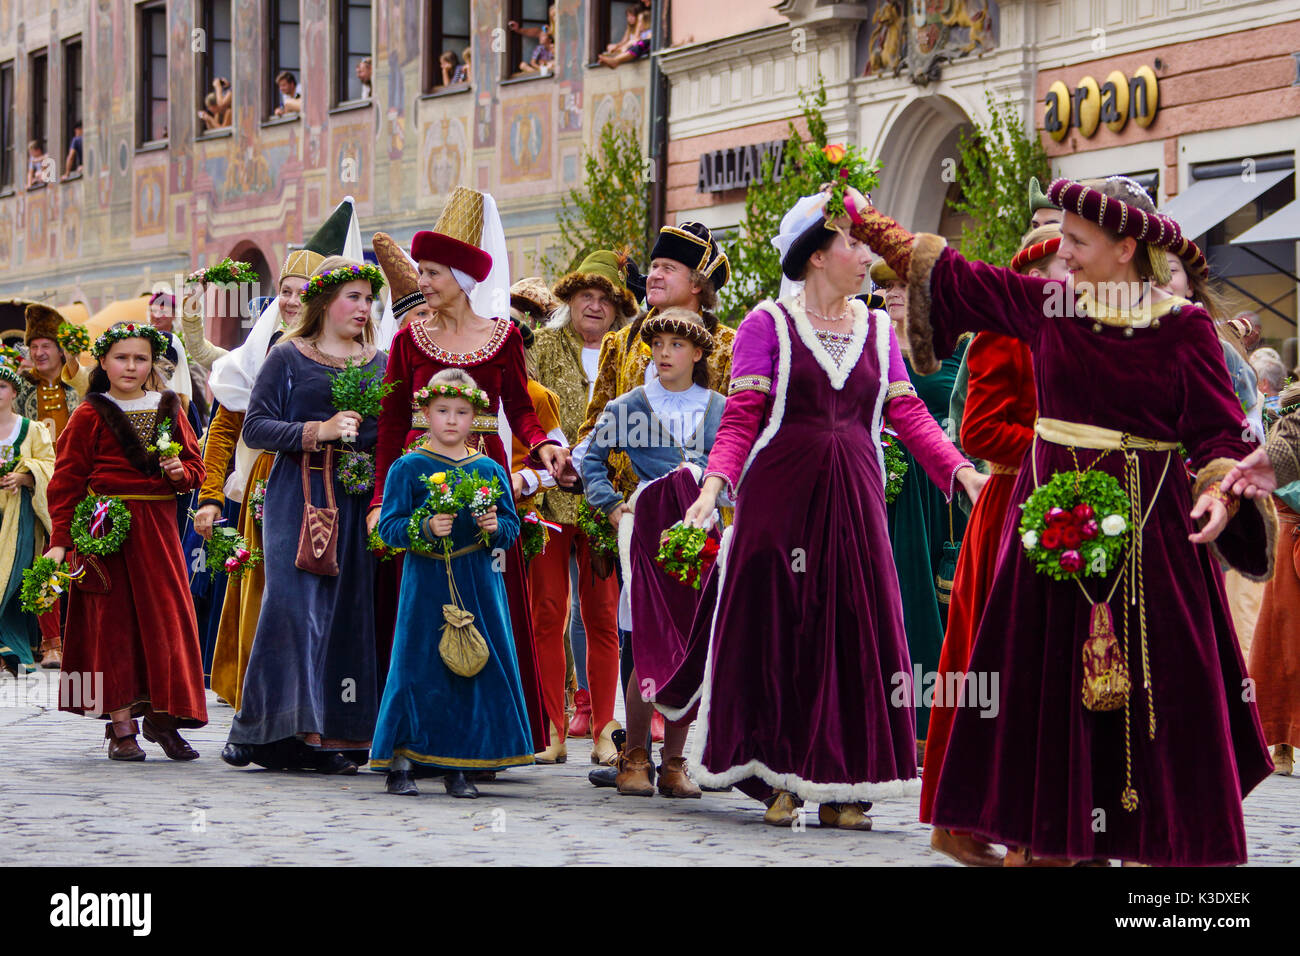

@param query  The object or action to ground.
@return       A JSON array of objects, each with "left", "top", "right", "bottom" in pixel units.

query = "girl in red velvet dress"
[
  {"left": 369, "top": 187, "right": 571, "bottom": 751},
  {"left": 45, "top": 323, "right": 207, "bottom": 762}
]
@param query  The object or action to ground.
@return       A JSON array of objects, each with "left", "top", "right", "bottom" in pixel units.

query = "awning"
[
  {"left": 1231, "top": 197, "right": 1300, "bottom": 245},
  {"left": 1159, "top": 168, "right": 1292, "bottom": 240}
]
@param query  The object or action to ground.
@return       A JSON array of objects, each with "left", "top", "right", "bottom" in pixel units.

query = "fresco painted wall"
[{"left": 0, "top": 0, "right": 650, "bottom": 341}]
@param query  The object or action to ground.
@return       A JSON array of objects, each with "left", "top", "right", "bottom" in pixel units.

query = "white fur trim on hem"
[{"left": 685, "top": 757, "right": 921, "bottom": 805}]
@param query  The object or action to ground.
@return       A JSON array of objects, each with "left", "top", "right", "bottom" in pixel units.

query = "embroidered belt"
[
  {"left": 87, "top": 487, "right": 174, "bottom": 501},
  {"left": 1034, "top": 418, "right": 1178, "bottom": 453},
  {"left": 987, "top": 462, "right": 1020, "bottom": 476},
  {"left": 411, "top": 409, "right": 498, "bottom": 433}
]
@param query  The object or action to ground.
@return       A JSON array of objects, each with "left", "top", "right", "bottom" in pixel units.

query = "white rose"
[
  {"left": 1101, "top": 514, "right": 1126, "bottom": 536},
  {"left": 1021, "top": 530, "right": 1038, "bottom": 550}
]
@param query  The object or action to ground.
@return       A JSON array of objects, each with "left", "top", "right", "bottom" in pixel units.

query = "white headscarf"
[{"left": 771, "top": 192, "right": 831, "bottom": 301}]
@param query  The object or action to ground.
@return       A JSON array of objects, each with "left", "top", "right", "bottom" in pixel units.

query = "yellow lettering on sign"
[
  {"left": 1043, "top": 66, "right": 1159, "bottom": 138},
  {"left": 1045, "top": 80, "right": 1072, "bottom": 142},
  {"left": 1076, "top": 76, "right": 1101, "bottom": 137},
  {"left": 1131, "top": 65, "right": 1159, "bottom": 128}
]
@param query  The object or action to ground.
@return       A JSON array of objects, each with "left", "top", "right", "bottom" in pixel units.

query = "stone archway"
[
  {"left": 870, "top": 95, "right": 975, "bottom": 235},
  {"left": 218, "top": 240, "right": 273, "bottom": 349}
]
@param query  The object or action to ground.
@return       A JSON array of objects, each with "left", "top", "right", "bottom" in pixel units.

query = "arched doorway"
[
  {"left": 870, "top": 95, "right": 975, "bottom": 236},
  {"left": 217, "top": 241, "right": 273, "bottom": 349}
]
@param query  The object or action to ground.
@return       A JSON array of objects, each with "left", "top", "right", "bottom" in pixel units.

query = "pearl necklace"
[{"left": 801, "top": 295, "right": 851, "bottom": 323}]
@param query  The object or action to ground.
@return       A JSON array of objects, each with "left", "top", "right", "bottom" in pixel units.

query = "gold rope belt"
[
  {"left": 988, "top": 462, "right": 1020, "bottom": 476},
  {"left": 87, "top": 488, "right": 175, "bottom": 501},
  {"left": 446, "top": 542, "right": 485, "bottom": 559},
  {"left": 1032, "top": 416, "right": 1177, "bottom": 814},
  {"left": 411, "top": 410, "right": 498, "bottom": 433}
]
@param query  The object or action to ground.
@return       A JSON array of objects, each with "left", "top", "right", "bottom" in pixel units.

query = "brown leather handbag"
[{"left": 295, "top": 445, "right": 341, "bottom": 576}]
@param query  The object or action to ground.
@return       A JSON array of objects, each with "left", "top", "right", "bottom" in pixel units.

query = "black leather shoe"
[
  {"left": 220, "top": 743, "right": 253, "bottom": 767},
  {"left": 385, "top": 770, "right": 419, "bottom": 795},
  {"left": 315, "top": 751, "right": 359, "bottom": 775},
  {"left": 589, "top": 766, "right": 618, "bottom": 788},
  {"left": 700, "top": 783, "right": 734, "bottom": 793},
  {"left": 444, "top": 770, "right": 479, "bottom": 798}
]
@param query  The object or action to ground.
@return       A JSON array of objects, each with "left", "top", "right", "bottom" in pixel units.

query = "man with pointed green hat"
[
  {"left": 1028, "top": 176, "right": 1062, "bottom": 231},
  {"left": 527, "top": 250, "right": 639, "bottom": 768}
]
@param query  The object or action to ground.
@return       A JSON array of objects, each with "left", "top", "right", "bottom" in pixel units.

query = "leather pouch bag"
[{"left": 295, "top": 445, "right": 340, "bottom": 576}]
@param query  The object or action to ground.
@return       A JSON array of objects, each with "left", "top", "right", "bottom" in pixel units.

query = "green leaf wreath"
[
  {"left": 71, "top": 495, "right": 131, "bottom": 556},
  {"left": 1018, "top": 470, "right": 1130, "bottom": 582},
  {"left": 577, "top": 497, "right": 618, "bottom": 556},
  {"left": 57, "top": 322, "right": 92, "bottom": 355},
  {"left": 197, "top": 520, "right": 263, "bottom": 580},
  {"left": 188, "top": 258, "right": 259, "bottom": 286},
  {"left": 367, "top": 528, "right": 405, "bottom": 561},
  {"left": 20, "top": 557, "right": 73, "bottom": 615},
  {"left": 338, "top": 449, "right": 376, "bottom": 495},
  {"left": 881, "top": 431, "right": 908, "bottom": 504}
]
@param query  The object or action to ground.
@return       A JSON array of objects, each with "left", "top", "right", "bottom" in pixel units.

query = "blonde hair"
[
  {"left": 1011, "top": 224, "right": 1062, "bottom": 276},
  {"left": 429, "top": 368, "right": 477, "bottom": 390},
  {"left": 282, "top": 255, "right": 376, "bottom": 346},
  {"left": 1078, "top": 177, "right": 1164, "bottom": 281}
]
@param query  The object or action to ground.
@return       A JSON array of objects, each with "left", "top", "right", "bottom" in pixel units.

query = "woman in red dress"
[
  {"left": 45, "top": 323, "right": 207, "bottom": 761},
  {"left": 369, "top": 187, "right": 571, "bottom": 750}
]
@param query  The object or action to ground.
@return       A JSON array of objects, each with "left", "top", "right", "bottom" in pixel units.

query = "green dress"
[{"left": 887, "top": 336, "right": 970, "bottom": 740}]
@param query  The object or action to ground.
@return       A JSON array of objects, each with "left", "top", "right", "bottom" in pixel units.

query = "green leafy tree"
[
  {"left": 718, "top": 83, "right": 831, "bottom": 324},
  {"left": 541, "top": 121, "right": 649, "bottom": 277},
  {"left": 946, "top": 91, "right": 1052, "bottom": 267}
]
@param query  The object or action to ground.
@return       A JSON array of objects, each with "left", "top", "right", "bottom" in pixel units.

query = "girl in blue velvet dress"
[{"left": 370, "top": 369, "right": 533, "bottom": 798}]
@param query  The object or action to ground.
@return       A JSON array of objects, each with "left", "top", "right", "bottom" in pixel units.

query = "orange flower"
[{"left": 822, "top": 144, "right": 847, "bottom": 164}]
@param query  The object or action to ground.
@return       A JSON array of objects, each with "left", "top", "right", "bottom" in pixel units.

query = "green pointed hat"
[
  {"left": 1028, "top": 177, "right": 1059, "bottom": 213},
  {"left": 282, "top": 199, "right": 355, "bottom": 281}
]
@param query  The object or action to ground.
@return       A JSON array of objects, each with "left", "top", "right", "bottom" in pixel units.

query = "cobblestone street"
[{"left": 3, "top": 670, "right": 1297, "bottom": 866}]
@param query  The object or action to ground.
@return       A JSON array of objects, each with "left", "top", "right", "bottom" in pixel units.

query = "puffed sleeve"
[
  {"left": 1177, "top": 309, "right": 1277, "bottom": 581},
  {"left": 197, "top": 405, "right": 245, "bottom": 508},
  {"left": 702, "top": 307, "right": 779, "bottom": 497},
  {"left": 372, "top": 329, "right": 413, "bottom": 509},
  {"left": 960, "top": 332, "right": 1036, "bottom": 467},
  {"left": 242, "top": 344, "right": 322, "bottom": 454}
]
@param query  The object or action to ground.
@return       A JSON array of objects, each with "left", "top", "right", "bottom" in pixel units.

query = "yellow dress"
[{"left": 201, "top": 405, "right": 276, "bottom": 710}]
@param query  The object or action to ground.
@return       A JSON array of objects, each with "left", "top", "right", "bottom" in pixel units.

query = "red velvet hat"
[{"left": 410, "top": 186, "right": 493, "bottom": 282}]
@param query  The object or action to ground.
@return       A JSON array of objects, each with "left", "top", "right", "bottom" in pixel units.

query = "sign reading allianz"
[
  {"left": 698, "top": 140, "right": 786, "bottom": 193},
  {"left": 1044, "top": 66, "right": 1159, "bottom": 141}
]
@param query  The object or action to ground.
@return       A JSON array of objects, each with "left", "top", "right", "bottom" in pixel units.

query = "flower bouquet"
[
  {"left": 190, "top": 511, "right": 263, "bottom": 579},
  {"left": 576, "top": 497, "right": 618, "bottom": 557},
  {"left": 881, "top": 430, "right": 908, "bottom": 504},
  {"left": 0, "top": 344, "right": 25, "bottom": 366},
  {"left": 654, "top": 521, "right": 720, "bottom": 590},
  {"left": 188, "top": 258, "right": 259, "bottom": 286},
  {"left": 1018, "top": 470, "right": 1129, "bottom": 582},
  {"left": 803, "top": 142, "right": 882, "bottom": 222},
  {"left": 520, "top": 511, "right": 559, "bottom": 562},
  {"left": 146, "top": 417, "right": 182, "bottom": 462},
  {"left": 463, "top": 471, "right": 504, "bottom": 546},
  {"left": 20, "top": 557, "right": 79, "bottom": 615},
  {"left": 408, "top": 469, "right": 470, "bottom": 556},
  {"left": 337, "top": 449, "right": 376, "bottom": 495},
  {"left": 247, "top": 478, "right": 267, "bottom": 527},
  {"left": 0, "top": 444, "right": 21, "bottom": 480},
  {"left": 331, "top": 360, "right": 395, "bottom": 442},
  {"left": 57, "top": 322, "right": 92, "bottom": 356}
]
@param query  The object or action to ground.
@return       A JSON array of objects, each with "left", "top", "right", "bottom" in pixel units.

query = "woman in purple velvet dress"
[
  {"left": 682, "top": 193, "right": 984, "bottom": 831},
  {"left": 849, "top": 176, "right": 1275, "bottom": 865}
]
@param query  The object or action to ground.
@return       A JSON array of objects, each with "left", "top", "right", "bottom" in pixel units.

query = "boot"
[
  {"left": 591, "top": 720, "right": 622, "bottom": 766},
  {"left": 818, "top": 801, "right": 873, "bottom": 831},
  {"left": 39, "top": 647, "right": 62, "bottom": 669},
  {"left": 534, "top": 720, "right": 567, "bottom": 764},
  {"left": 386, "top": 770, "right": 419, "bottom": 795},
  {"left": 650, "top": 709, "right": 665, "bottom": 743},
  {"left": 568, "top": 688, "right": 593, "bottom": 738},
  {"left": 656, "top": 755, "right": 701, "bottom": 799},
  {"left": 220, "top": 742, "right": 254, "bottom": 767},
  {"left": 763, "top": 790, "right": 803, "bottom": 827},
  {"left": 444, "top": 770, "right": 479, "bottom": 798},
  {"left": 142, "top": 714, "right": 199, "bottom": 761},
  {"left": 616, "top": 746, "right": 655, "bottom": 796},
  {"left": 930, "top": 827, "right": 1004, "bottom": 866},
  {"left": 105, "top": 719, "right": 146, "bottom": 761}
]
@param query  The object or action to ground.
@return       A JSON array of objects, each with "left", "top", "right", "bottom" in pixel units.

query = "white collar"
[
  {"left": 105, "top": 392, "right": 162, "bottom": 412},
  {"left": 780, "top": 295, "right": 868, "bottom": 390}
]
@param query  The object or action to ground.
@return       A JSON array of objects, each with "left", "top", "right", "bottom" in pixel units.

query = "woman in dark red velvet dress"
[
  {"left": 46, "top": 324, "right": 208, "bottom": 762},
  {"left": 369, "top": 188, "right": 571, "bottom": 751},
  {"left": 850, "top": 177, "right": 1275, "bottom": 865}
]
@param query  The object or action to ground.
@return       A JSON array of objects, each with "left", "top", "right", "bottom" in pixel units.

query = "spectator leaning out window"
[{"left": 275, "top": 70, "right": 302, "bottom": 116}]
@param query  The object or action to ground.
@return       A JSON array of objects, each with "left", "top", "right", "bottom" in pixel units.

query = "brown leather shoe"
[
  {"left": 1003, "top": 847, "right": 1075, "bottom": 867},
  {"left": 616, "top": 746, "right": 655, "bottom": 796},
  {"left": 656, "top": 755, "right": 702, "bottom": 799},
  {"left": 818, "top": 802, "right": 873, "bottom": 831},
  {"left": 930, "top": 827, "right": 1005, "bottom": 866},
  {"left": 105, "top": 719, "right": 146, "bottom": 761},
  {"left": 141, "top": 715, "right": 199, "bottom": 761},
  {"left": 39, "top": 648, "right": 62, "bottom": 669},
  {"left": 763, "top": 790, "right": 803, "bottom": 826}
]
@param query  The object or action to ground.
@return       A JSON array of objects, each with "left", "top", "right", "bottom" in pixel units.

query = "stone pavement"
[{"left": 1, "top": 670, "right": 1296, "bottom": 866}]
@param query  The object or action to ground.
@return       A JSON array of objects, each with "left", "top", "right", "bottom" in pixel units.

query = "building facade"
[
  {"left": 0, "top": 0, "right": 651, "bottom": 345},
  {"left": 660, "top": 0, "right": 1298, "bottom": 357}
]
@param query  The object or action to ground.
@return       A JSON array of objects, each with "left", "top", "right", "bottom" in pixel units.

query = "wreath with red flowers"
[{"left": 1017, "top": 470, "right": 1129, "bottom": 582}]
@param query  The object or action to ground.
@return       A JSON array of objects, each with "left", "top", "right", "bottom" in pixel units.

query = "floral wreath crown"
[
  {"left": 413, "top": 381, "right": 490, "bottom": 411},
  {"left": 0, "top": 359, "right": 21, "bottom": 389},
  {"left": 299, "top": 264, "right": 386, "bottom": 304},
  {"left": 92, "top": 323, "right": 170, "bottom": 359}
]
